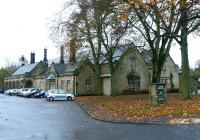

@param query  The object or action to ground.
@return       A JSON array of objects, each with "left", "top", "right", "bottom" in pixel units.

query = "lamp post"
[
  {"left": 73, "top": 69, "right": 79, "bottom": 96},
  {"left": 56, "top": 74, "right": 59, "bottom": 89}
]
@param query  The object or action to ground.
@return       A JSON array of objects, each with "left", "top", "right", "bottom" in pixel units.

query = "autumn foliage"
[{"left": 76, "top": 94, "right": 200, "bottom": 122}]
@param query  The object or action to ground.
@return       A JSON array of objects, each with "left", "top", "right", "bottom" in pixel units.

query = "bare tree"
[
  {"left": 50, "top": 0, "right": 105, "bottom": 95},
  {"left": 122, "top": 0, "right": 200, "bottom": 99}
]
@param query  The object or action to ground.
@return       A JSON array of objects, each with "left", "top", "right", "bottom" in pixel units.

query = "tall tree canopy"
[
  {"left": 121, "top": 0, "right": 200, "bottom": 99},
  {"left": 51, "top": 0, "right": 200, "bottom": 97}
]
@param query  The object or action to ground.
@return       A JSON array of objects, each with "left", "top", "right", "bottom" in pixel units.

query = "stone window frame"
[
  {"left": 127, "top": 76, "right": 140, "bottom": 91},
  {"left": 85, "top": 79, "right": 92, "bottom": 90},
  {"left": 61, "top": 80, "right": 64, "bottom": 89},
  {"left": 160, "top": 78, "right": 168, "bottom": 85},
  {"left": 66, "top": 80, "right": 70, "bottom": 91}
]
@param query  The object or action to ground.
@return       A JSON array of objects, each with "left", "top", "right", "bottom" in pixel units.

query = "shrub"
[
  {"left": 167, "top": 88, "right": 179, "bottom": 93},
  {"left": 122, "top": 89, "right": 149, "bottom": 95}
]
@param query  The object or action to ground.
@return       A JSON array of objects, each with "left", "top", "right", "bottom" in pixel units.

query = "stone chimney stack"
[
  {"left": 43, "top": 48, "right": 48, "bottom": 64},
  {"left": 69, "top": 39, "right": 76, "bottom": 64},
  {"left": 21, "top": 55, "right": 25, "bottom": 66},
  {"left": 60, "top": 45, "right": 64, "bottom": 64},
  {"left": 30, "top": 52, "right": 35, "bottom": 64}
]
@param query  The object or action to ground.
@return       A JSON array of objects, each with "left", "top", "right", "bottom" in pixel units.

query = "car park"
[{"left": 46, "top": 89, "right": 75, "bottom": 101}]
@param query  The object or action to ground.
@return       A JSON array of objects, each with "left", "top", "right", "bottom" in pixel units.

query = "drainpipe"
[
  {"left": 56, "top": 75, "right": 59, "bottom": 89},
  {"left": 75, "top": 76, "right": 77, "bottom": 96},
  {"left": 73, "top": 68, "right": 78, "bottom": 96},
  {"left": 73, "top": 75, "right": 75, "bottom": 95}
]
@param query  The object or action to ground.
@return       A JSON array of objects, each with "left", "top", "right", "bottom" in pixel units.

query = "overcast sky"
[
  {"left": 0, "top": 0, "right": 199, "bottom": 68},
  {"left": 0, "top": 0, "right": 67, "bottom": 67}
]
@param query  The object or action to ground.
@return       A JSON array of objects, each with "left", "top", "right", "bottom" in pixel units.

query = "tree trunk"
[
  {"left": 95, "top": 64, "right": 102, "bottom": 95},
  {"left": 107, "top": 56, "right": 118, "bottom": 96},
  {"left": 150, "top": 60, "right": 165, "bottom": 104},
  {"left": 151, "top": 61, "right": 162, "bottom": 83},
  {"left": 110, "top": 72, "right": 118, "bottom": 96},
  {"left": 180, "top": 36, "right": 191, "bottom": 100},
  {"left": 179, "top": 0, "right": 191, "bottom": 100}
]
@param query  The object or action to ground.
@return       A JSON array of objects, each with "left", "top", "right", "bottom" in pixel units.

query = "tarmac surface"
[{"left": 0, "top": 94, "right": 200, "bottom": 140}]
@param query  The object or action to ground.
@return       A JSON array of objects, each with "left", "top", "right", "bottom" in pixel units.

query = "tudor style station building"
[
  {"left": 76, "top": 46, "right": 179, "bottom": 96},
  {"left": 4, "top": 45, "right": 179, "bottom": 96},
  {"left": 4, "top": 47, "right": 78, "bottom": 95}
]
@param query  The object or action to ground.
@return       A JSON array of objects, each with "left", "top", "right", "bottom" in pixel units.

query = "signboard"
[{"left": 156, "top": 84, "right": 166, "bottom": 102}]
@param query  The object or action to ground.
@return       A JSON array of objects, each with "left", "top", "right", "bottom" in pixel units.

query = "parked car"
[
  {"left": 11, "top": 89, "right": 19, "bottom": 95},
  {"left": 34, "top": 90, "right": 46, "bottom": 98},
  {"left": 24, "top": 88, "right": 38, "bottom": 97},
  {"left": 46, "top": 89, "right": 75, "bottom": 101},
  {"left": 18, "top": 88, "right": 29, "bottom": 96},
  {"left": 4, "top": 89, "right": 17, "bottom": 96},
  {"left": 4, "top": 89, "right": 12, "bottom": 95},
  {"left": 0, "top": 88, "right": 5, "bottom": 94}
]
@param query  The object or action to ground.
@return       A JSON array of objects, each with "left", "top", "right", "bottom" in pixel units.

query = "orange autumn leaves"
[
  {"left": 76, "top": 94, "right": 200, "bottom": 122},
  {"left": 117, "top": 0, "right": 200, "bottom": 20}
]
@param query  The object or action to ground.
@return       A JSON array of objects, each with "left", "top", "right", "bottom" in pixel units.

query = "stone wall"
[
  {"left": 100, "top": 49, "right": 179, "bottom": 95},
  {"left": 160, "top": 56, "right": 179, "bottom": 89},
  {"left": 33, "top": 78, "right": 47, "bottom": 90},
  {"left": 76, "top": 64, "right": 96, "bottom": 95},
  {"left": 34, "top": 75, "right": 75, "bottom": 93},
  {"left": 31, "top": 62, "right": 47, "bottom": 76},
  {"left": 115, "top": 49, "right": 150, "bottom": 94},
  {"left": 57, "top": 75, "right": 75, "bottom": 93}
]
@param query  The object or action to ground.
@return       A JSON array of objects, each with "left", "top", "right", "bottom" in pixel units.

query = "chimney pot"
[
  {"left": 60, "top": 45, "right": 64, "bottom": 64},
  {"left": 21, "top": 55, "right": 25, "bottom": 66},
  {"left": 30, "top": 52, "right": 35, "bottom": 64},
  {"left": 43, "top": 48, "right": 48, "bottom": 64}
]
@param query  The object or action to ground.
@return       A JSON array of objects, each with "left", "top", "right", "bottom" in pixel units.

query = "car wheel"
[
  {"left": 67, "top": 96, "right": 72, "bottom": 101},
  {"left": 49, "top": 97, "right": 54, "bottom": 101}
]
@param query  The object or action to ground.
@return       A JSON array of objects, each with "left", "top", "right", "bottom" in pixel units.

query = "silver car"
[{"left": 46, "top": 89, "right": 75, "bottom": 101}]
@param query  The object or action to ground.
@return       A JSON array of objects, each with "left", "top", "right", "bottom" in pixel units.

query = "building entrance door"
[{"left": 102, "top": 77, "right": 111, "bottom": 96}]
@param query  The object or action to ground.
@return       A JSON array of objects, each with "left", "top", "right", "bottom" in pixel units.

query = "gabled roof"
[
  {"left": 37, "top": 66, "right": 50, "bottom": 76},
  {"left": 52, "top": 63, "right": 76, "bottom": 75},
  {"left": 47, "top": 55, "right": 69, "bottom": 66},
  {"left": 140, "top": 49, "right": 152, "bottom": 65},
  {"left": 97, "top": 45, "right": 152, "bottom": 65},
  {"left": 11, "top": 63, "right": 39, "bottom": 76},
  {"left": 100, "top": 47, "right": 128, "bottom": 64}
]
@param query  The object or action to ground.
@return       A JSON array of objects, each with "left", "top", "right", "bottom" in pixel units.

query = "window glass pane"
[
  {"left": 59, "top": 90, "right": 65, "bottom": 94},
  {"left": 127, "top": 76, "right": 140, "bottom": 91},
  {"left": 85, "top": 79, "right": 92, "bottom": 89}
]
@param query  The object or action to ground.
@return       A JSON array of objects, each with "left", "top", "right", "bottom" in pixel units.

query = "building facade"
[
  {"left": 76, "top": 47, "right": 179, "bottom": 96},
  {"left": 4, "top": 48, "right": 77, "bottom": 95},
  {"left": 4, "top": 46, "right": 179, "bottom": 96}
]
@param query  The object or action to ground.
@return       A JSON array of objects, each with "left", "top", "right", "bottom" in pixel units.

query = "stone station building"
[{"left": 4, "top": 45, "right": 179, "bottom": 96}]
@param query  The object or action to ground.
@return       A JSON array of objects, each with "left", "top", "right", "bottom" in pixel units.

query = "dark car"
[
  {"left": 34, "top": 90, "right": 46, "bottom": 98},
  {"left": 0, "top": 88, "right": 5, "bottom": 94},
  {"left": 25, "top": 88, "right": 39, "bottom": 97}
]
